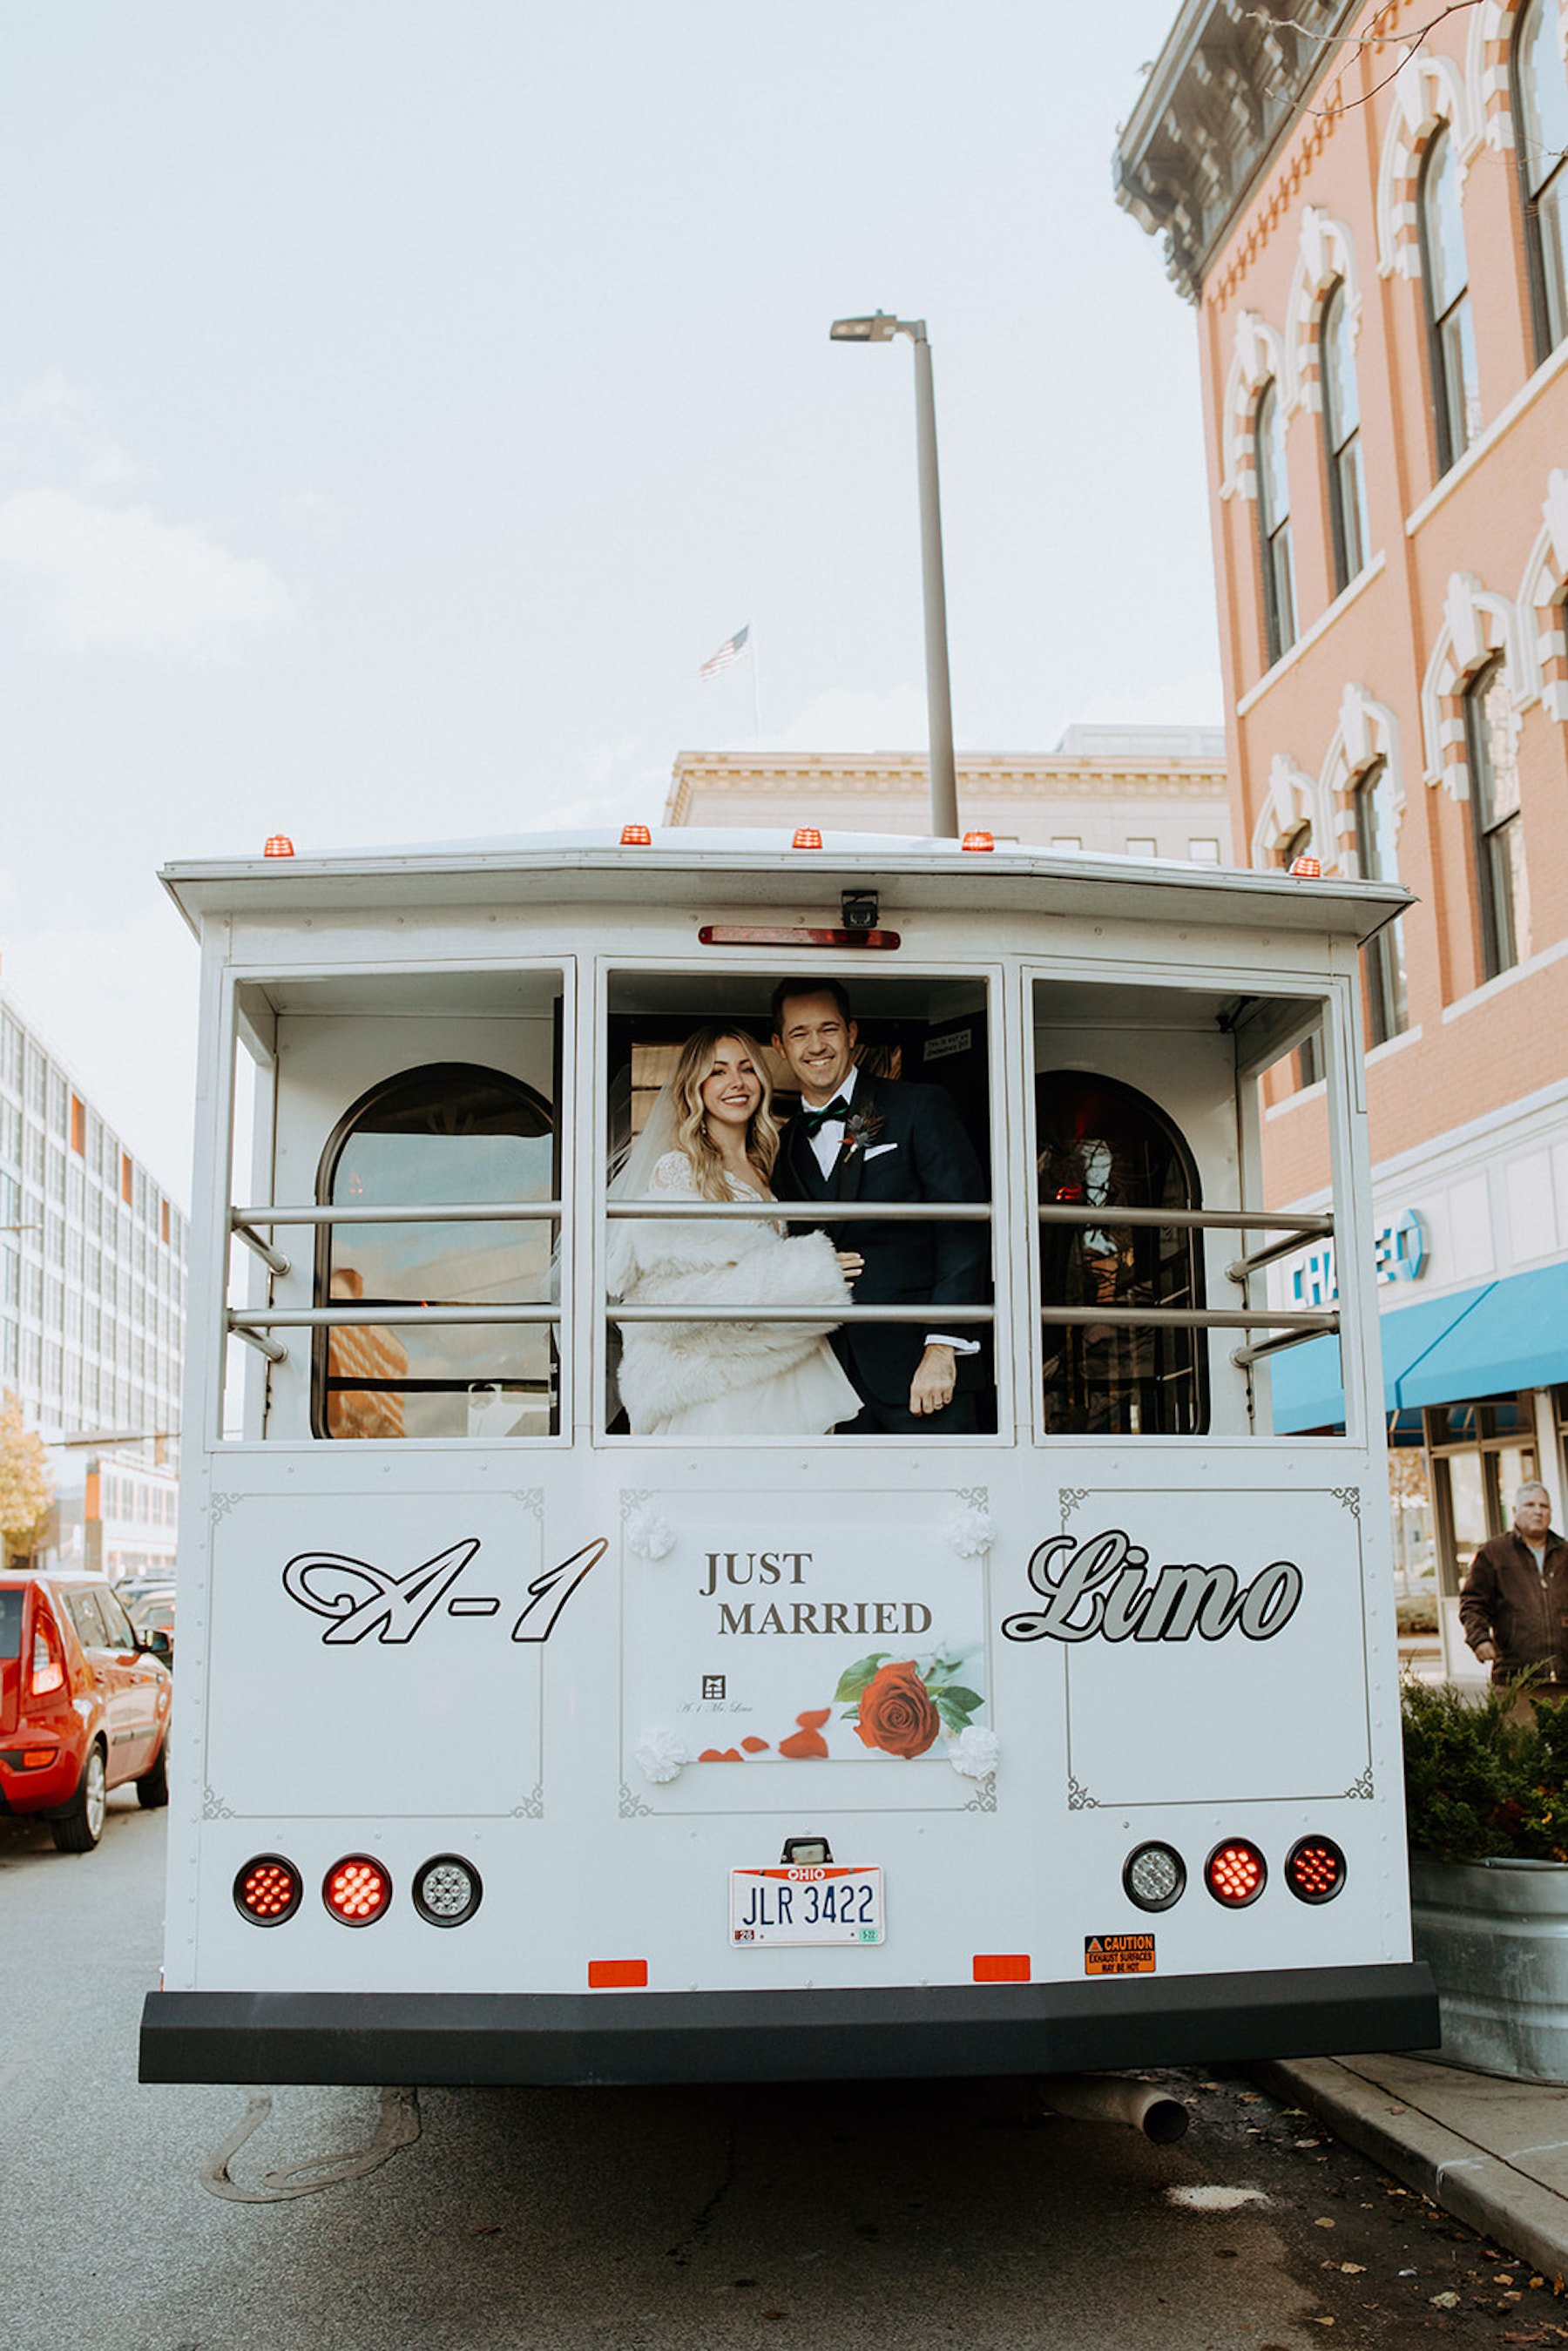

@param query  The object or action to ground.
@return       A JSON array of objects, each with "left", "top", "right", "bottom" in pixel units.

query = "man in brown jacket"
[{"left": 1458, "top": 1483, "right": 1568, "bottom": 1687}]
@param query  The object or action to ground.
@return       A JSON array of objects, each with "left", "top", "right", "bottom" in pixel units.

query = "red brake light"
[
  {"left": 30, "top": 1630, "right": 64, "bottom": 1697},
  {"left": 619, "top": 823, "right": 652, "bottom": 846},
  {"left": 962, "top": 831, "right": 995, "bottom": 853},
  {"left": 234, "top": 1855, "right": 302, "bottom": 1925},
  {"left": 1286, "top": 1836, "right": 1347, "bottom": 1904},
  {"left": 791, "top": 827, "right": 822, "bottom": 850},
  {"left": 1205, "top": 1840, "right": 1267, "bottom": 1907},
  {"left": 1289, "top": 855, "right": 1321, "bottom": 879},
  {"left": 263, "top": 834, "right": 295, "bottom": 858},
  {"left": 324, "top": 1854, "right": 392, "bottom": 1925}
]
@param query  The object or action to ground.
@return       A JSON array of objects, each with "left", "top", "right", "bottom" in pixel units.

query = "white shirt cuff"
[{"left": 925, "top": 1334, "right": 980, "bottom": 1355}]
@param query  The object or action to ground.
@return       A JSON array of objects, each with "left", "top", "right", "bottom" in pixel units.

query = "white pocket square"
[{"left": 864, "top": 1142, "right": 899, "bottom": 1160}]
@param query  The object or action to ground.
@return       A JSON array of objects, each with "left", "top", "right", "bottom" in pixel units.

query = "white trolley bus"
[{"left": 140, "top": 827, "right": 1437, "bottom": 2086}]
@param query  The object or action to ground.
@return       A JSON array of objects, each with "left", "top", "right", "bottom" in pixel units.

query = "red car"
[{"left": 0, "top": 1571, "right": 172, "bottom": 1852}]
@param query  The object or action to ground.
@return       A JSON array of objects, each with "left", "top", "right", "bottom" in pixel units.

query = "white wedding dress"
[{"left": 612, "top": 1151, "right": 862, "bottom": 1437}]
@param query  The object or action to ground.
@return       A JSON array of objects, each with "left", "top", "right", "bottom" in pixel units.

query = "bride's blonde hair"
[{"left": 668, "top": 1028, "right": 781, "bottom": 1201}]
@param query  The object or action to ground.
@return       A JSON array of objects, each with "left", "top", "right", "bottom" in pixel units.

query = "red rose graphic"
[{"left": 854, "top": 1661, "right": 940, "bottom": 1760}]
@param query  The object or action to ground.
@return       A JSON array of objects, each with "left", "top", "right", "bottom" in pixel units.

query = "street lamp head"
[{"left": 829, "top": 312, "right": 900, "bottom": 343}]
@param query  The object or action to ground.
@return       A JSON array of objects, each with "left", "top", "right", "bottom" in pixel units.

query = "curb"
[{"left": 1259, "top": 2057, "right": 1568, "bottom": 2282}]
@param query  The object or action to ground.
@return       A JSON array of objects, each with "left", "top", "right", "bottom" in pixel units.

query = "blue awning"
[
  {"left": 1270, "top": 1278, "right": 1497, "bottom": 1434},
  {"left": 1399, "top": 1258, "right": 1568, "bottom": 1409}
]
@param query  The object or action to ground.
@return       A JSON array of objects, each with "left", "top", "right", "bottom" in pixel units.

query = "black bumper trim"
[{"left": 139, "top": 1961, "right": 1438, "bottom": 2086}]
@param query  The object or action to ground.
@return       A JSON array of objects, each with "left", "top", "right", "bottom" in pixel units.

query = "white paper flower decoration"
[
  {"left": 635, "top": 1727, "right": 689, "bottom": 1785},
  {"left": 950, "top": 1725, "right": 999, "bottom": 1780},
  {"left": 624, "top": 1506, "right": 676, "bottom": 1562},
  {"left": 945, "top": 1504, "right": 995, "bottom": 1559}
]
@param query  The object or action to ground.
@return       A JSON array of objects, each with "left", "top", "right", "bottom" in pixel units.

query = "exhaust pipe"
[{"left": 1037, "top": 2072, "right": 1190, "bottom": 2144}]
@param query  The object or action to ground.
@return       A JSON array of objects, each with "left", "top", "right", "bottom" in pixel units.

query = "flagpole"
[{"left": 749, "top": 625, "right": 763, "bottom": 739}]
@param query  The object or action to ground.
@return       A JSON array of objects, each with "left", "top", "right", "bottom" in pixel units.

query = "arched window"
[
  {"left": 1255, "top": 379, "right": 1296, "bottom": 665},
  {"left": 1321, "top": 280, "right": 1368, "bottom": 592},
  {"left": 1463, "top": 660, "right": 1528, "bottom": 978},
  {"left": 1418, "top": 126, "right": 1480, "bottom": 474},
  {"left": 1353, "top": 760, "right": 1408, "bottom": 1044},
  {"left": 313, "top": 1062, "right": 556, "bottom": 1441},
  {"left": 1035, "top": 1071, "right": 1208, "bottom": 1436},
  {"left": 1513, "top": 0, "right": 1568, "bottom": 361},
  {"left": 1279, "top": 822, "right": 1323, "bottom": 1087}
]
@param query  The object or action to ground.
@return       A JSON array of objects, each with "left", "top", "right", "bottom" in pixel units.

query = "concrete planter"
[{"left": 1410, "top": 1853, "right": 1568, "bottom": 2084}]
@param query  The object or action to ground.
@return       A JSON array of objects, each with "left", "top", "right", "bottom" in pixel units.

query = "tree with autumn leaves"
[{"left": 0, "top": 1389, "right": 51, "bottom": 1568}]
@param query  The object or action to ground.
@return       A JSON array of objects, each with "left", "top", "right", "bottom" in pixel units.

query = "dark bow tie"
[{"left": 799, "top": 1094, "right": 851, "bottom": 1135}]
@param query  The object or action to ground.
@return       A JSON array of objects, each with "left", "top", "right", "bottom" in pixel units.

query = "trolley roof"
[{"left": 159, "top": 826, "right": 1410, "bottom": 947}]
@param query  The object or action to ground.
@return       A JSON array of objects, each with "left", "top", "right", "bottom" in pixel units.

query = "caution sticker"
[{"left": 1085, "top": 1932, "right": 1156, "bottom": 1976}]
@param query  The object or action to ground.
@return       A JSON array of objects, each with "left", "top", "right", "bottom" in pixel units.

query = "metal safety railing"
[
  {"left": 223, "top": 1195, "right": 1335, "bottom": 1378},
  {"left": 226, "top": 1201, "right": 564, "bottom": 1366},
  {"left": 1036, "top": 1200, "right": 1338, "bottom": 1371}
]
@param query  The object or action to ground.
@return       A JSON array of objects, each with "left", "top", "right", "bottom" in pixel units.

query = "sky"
[{"left": 0, "top": 2, "right": 1220, "bottom": 1198}]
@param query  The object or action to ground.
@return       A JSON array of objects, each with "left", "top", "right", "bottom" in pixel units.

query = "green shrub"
[{"left": 1402, "top": 1678, "right": 1568, "bottom": 1862}]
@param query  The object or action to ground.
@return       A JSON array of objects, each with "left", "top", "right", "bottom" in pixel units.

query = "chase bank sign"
[{"left": 1290, "top": 1208, "right": 1427, "bottom": 1309}]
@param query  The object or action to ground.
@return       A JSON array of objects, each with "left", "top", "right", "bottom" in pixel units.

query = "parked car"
[
  {"left": 0, "top": 1571, "right": 172, "bottom": 1851},
  {"left": 126, "top": 1588, "right": 175, "bottom": 1665}
]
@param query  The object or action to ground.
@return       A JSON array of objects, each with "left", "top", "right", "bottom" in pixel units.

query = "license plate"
[{"left": 729, "top": 1865, "right": 883, "bottom": 1946}]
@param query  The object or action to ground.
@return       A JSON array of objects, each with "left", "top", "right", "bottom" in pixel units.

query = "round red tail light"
[
  {"left": 1205, "top": 1839, "right": 1267, "bottom": 1908},
  {"left": 323, "top": 1854, "right": 392, "bottom": 1926},
  {"left": 1286, "top": 1835, "right": 1347, "bottom": 1904},
  {"left": 234, "top": 1854, "right": 301, "bottom": 1926}
]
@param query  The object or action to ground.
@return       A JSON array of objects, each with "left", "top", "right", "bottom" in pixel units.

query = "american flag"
[{"left": 700, "top": 623, "right": 750, "bottom": 680}]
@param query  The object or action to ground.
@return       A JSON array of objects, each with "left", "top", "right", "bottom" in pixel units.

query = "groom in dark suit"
[{"left": 771, "top": 979, "right": 990, "bottom": 1434}]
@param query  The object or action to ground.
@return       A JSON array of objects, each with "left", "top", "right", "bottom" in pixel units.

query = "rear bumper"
[{"left": 139, "top": 1960, "right": 1438, "bottom": 2086}]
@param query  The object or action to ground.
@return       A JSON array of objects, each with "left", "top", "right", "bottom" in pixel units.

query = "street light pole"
[{"left": 830, "top": 312, "right": 960, "bottom": 839}]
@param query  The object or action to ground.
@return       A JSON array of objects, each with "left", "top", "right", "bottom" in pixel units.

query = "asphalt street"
[{"left": 1, "top": 1799, "right": 1555, "bottom": 2351}]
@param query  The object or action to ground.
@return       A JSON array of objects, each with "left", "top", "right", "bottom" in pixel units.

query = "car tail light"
[
  {"left": 962, "top": 831, "right": 995, "bottom": 853},
  {"left": 234, "top": 1854, "right": 302, "bottom": 1925},
  {"left": 413, "top": 1854, "right": 483, "bottom": 1928},
  {"left": 324, "top": 1854, "right": 391, "bottom": 1926},
  {"left": 1289, "top": 855, "right": 1321, "bottom": 878},
  {"left": 1123, "top": 1841, "right": 1186, "bottom": 1912},
  {"left": 1205, "top": 1840, "right": 1267, "bottom": 1907},
  {"left": 30, "top": 1630, "right": 64, "bottom": 1697},
  {"left": 263, "top": 834, "right": 295, "bottom": 857},
  {"left": 619, "top": 822, "right": 652, "bottom": 846},
  {"left": 20, "top": 1748, "right": 55, "bottom": 1769},
  {"left": 791, "top": 827, "right": 822, "bottom": 850},
  {"left": 1286, "top": 1835, "right": 1347, "bottom": 1904}
]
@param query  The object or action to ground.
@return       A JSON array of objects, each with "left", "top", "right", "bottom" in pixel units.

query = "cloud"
[
  {"left": 280, "top": 488, "right": 348, "bottom": 541},
  {"left": 0, "top": 485, "right": 297, "bottom": 661}
]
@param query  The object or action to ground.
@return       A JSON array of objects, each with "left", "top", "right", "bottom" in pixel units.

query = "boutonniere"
[{"left": 839, "top": 1106, "right": 885, "bottom": 1160}]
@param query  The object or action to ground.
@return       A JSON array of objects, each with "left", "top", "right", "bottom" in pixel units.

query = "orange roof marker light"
[
  {"left": 962, "top": 831, "right": 995, "bottom": 854},
  {"left": 263, "top": 834, "right": 295, "bottom": 859},
  {"left": 792, "top": 827, "right": 823, "bottom": 851},
  {"left": 620, "top": 823, "right": 652, "bottom": 847},
  {"left": 1288, "top": 855, "right": 1321, "bottom": 879}
]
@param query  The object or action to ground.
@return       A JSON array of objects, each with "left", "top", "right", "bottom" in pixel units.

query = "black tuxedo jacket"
[{"left": 775, "top": 1075, "right": 990, "bottom": 1409}]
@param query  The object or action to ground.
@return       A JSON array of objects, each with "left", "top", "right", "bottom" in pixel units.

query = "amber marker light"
[
  {"left": 1285, "top": 1836, "right": 1347, "bottom": 1904},
  {"left": 619, "top": 823, "right": 652, "bottom": 846},
  {"left": 323, "top": 1854, "right": 392, "bottom": 1926},
  {"left": 1205, "top": 1840, "right": 1267, "bottom": 1908},
  {"left": 263, "top": 834, "right": 295, "bottom": 858},
  {"left": 961, "top": 831, "right": 995, "bottom": 853},
  {"left": 234, "top": 1854, "right": 302, "bottom": 1926},
  {"left": 1288, "top": 855, "right": 1321, "bottom": 879},
  {"left": 791, "top": 827, "right": 823, "bottom": 850}
]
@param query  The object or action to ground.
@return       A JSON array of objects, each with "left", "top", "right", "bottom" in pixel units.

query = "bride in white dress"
[{"left": 608, "top": 1028, "right": 862, "bottom": 1437}]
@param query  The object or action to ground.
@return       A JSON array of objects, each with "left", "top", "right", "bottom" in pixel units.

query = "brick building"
[{"left": 1116, "top": 0, "right": 1568, "bottom": 1669}]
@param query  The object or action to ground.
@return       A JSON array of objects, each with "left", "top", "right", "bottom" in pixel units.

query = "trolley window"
[
  {"left": 311, "top": 1061, "right": 558, "bottom": 1440},
  {"left": 601, "top": 969, "right": 996, "bottom": 1440}
]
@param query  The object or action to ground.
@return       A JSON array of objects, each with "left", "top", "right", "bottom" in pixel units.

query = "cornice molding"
[{"left": 1112, "top": 0, "right": 1362, "bottom": 301}]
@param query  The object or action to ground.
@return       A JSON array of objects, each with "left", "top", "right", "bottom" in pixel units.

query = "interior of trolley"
[{"left": 213, "top": 954, "right": 1355, "bottom": 1449}]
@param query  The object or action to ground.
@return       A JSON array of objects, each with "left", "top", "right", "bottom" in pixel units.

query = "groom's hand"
[{"left": 909, "top": 1343, "right": 956, "bottom": 1417}]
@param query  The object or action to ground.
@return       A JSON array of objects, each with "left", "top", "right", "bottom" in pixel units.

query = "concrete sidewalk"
[{"left": 1260, "top": 2051, "right": 1568, "bottom": 2280}]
